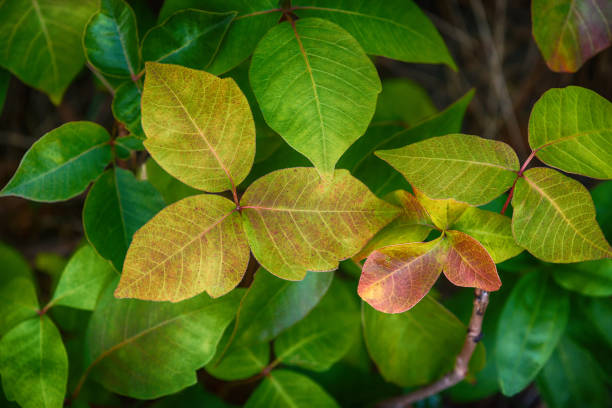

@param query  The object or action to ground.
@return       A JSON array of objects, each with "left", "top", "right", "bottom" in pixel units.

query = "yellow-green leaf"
[
  {"left": 142, "top": 62, "right": 255, "bottom": 193},
  {"left": 414, "top": 188, "right": 468, "bottom": 230}
]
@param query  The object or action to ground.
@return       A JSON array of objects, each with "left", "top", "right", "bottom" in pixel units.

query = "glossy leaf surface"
[
  {"left": 250, "top": 18, "right": 381, "bottom": 175},
  {"left": 116, "top": 194, "right": 250, "bottom": 301},
  {"left": 241, "top": 168, "right": 399, "bottom": 280},
  {"left": 112, "top": 81, "right": 144, "bottom": 138},
  {"left": 206, "top": 334, "right": 269, "bottom": 381},
  {"left": 1, "top": 122, "right": 112, "bottom": 202},
  {"left": 142, "top": 62, "right": 255, "bottom": 192}
]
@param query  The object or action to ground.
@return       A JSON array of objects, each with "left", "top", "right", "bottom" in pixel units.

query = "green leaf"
[
  {"left": 116, "top": 194, "right": 250, "bottom": 302},
  {"left": 112, "top": 81, "right": 144, "bottom": 139},
  {"left": 48, "top": 245, "right": 116, "bottom": 311},
  {"left": 151, "top": 384, "right": 236, "bottom": 408},
  {"left": 414, "top": 188, "right": 468, "bottom": 230},
  {"left": 451, "top": 207, "right": 523, "bottom": 263},
  {"left": 145, "top": 157, "right": 200, "bottom": 204},
  {"left": 0, "top": 316, "right": 68, "bottom": 408},
  {"left": 0, "top": 68, "right": 9, "bottom": 115},
  {"left": 294, "top": 0, "right": 456, "bottom": 69},
  {"left": 0, "top": 0, "right": 97, "bottom": 104},
  {"left": 1, "top": 122, "right": 112, "bottom": 202},
  {"left": 528, "top": 86, "right": 612, "bottom": 179},
  {"left": 83, "top": 168, "right": 165, "bottom": 271},
  {"left": 240, "top": 168, "right": 400, "bottom": 280},
  {"left": 84, "top": 0, "right": 142, "bottom": 78},
  {"left": 230, "top": 268, "right": 333, "bottom": 347},
  {"left": 496, "top": 272, "right": 569, "bottom": 396},
  {"left": 142, "top": 9, "right": 236, "bottom": 70},
  {"left": 372, "top": 78, "right": 437, "bottom": 125},
  {"left": 86, "top": 280, "right": 243, "bottom": 399},
  {"left": 0, "top": 243, "right": 39, "bottom": 336},
  {"left": 275, "top": 278, "right": 360, "bottom": 371},
  {"left": 205, "top": 328, "right": 269, "bottom": 381},
  {"left": 250, "top": 18, "right": 381, "bottom": 175},
  {"left": 142, "top": 62, "right": 255, "bottom": 193},
  {"left": 592, "top": 181, "right": 612, "bottom": 240},
  {"left": 362, "top": 296, "right": 480, "bottom": 386},
  {"left": 245, "top": 370, "right": 339, "bottom": 408},
  {"left": 553, "top": 259, "right": 612, "bottom": 296},
  {"left": 115, "top": 135, "right": 144, "bottom": 159},
  {"left": 512, "top": 167, "right": 612, "bottom": 262},
  {"left": 537, "top": 336, "right": 611, "bottom": 408},
  {"left": 377, "top": 134, "right": 520, "bottom": 205},
  {"left": 580, "top": 297, "right": 612, "bottom": 348},
  {"left": 532, "top": 0, "right": 612, "bottom": 72}
]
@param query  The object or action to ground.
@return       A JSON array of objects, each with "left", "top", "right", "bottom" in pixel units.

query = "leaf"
[
  {"left": 84, "top": 0, "right": 141, "bottom": 78},
  {"left": 115, "top": 135, "right": 144, "bottom": 159},
  {"left": 230, "top": 268, "right": 333, "bottom": 347},
  {"left": 451, "top": 207, "right": 523, "bottom": 263},
  {"left": 83, "top": 168, "right": 165, "bottom": 272},
  {"left": 362, "top": 295, "right": 481, "bottom": 386},
  {"left": 116, "top": 194, "right": 250, "bottom": 302},
  {"left": 536, "top": 336, "right": 611, "bottom": 408},
  {"left": 592, "top": 181, "right": 612, "bottom": 240},
  {"left": 112, "top": 81, "right": 144, "bottom": 139},
  {"left": 532, "top": 0, "right": 612, "bottom": 72},
  {"left": 151, "top": 384, "right": 235, "bottom": 408},
  {"left": 145, "top": 157, "right": 200, "bottom": 204},
  {"left": 358, "top": 240, "right": 445, "bottom": 314},
  {"left": 377, "top": 134, "right": 520, "bottom": 205},
  {"left": 205, "top": 328, "right": 269, "bottom": 381},
  {"left": 48, "top": 245, "right": 116, "bottom": 311},
  {"left": 0, "top": 316, "right": 68, "bottom": 408},
  {"left": 294, "top": 0, "right": 456, "bottom": 69},
  {"left": 275, "top": 278, "right": 360, "bottom": 371},
  {"left": 372, "top": 78, "right": 437, "bottom": 125},
  {"left": 0, "top": 68, "right": 9, "bottom": 115},
  {"left": 0, "top": 0, "right": 97, "bottom": 104},
  {"left": 245, "top": 370, "right": 339, "bottom": 408},
  {"left": 142, "top": 62, "right": 255, "bottom": 192},
  {"left": 1, "top": 122, "right": 112, "bottom": 202},
  {"left": 512, "top": 167, "right": 612, "bottom": 262},
  {"left": 528, "top": 86, "right": 612, "bottom": 179},
  {"left": 496, "top": 272, "right": 569, "bottom": 396},
  {"left": 86, "top": 280, "right": 243, "bottom": 399},
  {"left": 142, "top": 9, "right": 236, "bottom": 70},
  {"left": 240, "top": 168, "right": 400, "bottom": 280},
  {"left": 249, "top": 18, "right": 381, "bottom": 175},
  {"left": 0, "top": 243, "right": 39, "bottom": 336},
  {"left": 414, "top": 188, "right": 468, "bottom": 230},
  {"left": 553, "top": 259, "right": 612, "bottom": 296},
  {"left": 354, "top": 190, "right": 432, "bottom": 260}
]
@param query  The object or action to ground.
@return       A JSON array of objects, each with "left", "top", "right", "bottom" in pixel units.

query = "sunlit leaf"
[
  {"left": 414, "top": 188, "right": 468, "bottom": 230},
  {"left": 529, "top": 86, "right": 612, "bottom": 179},
  {"left": 112, "top": 81, "right": 144, "bottom": 139},
  {"left": 250, "top": 18, "right": 381, "bottom": 175},
  {"left": 377, "top": 134, "right": 519, "bottom": 205},
  {"left": 0, "top": 0, "right": 97, "bottom": 103},
  {"left": 116, "top": 194, "right": 250, "bottom": 302},
  {"left": 241, "top": 168, "right": 399, "bottom": 280},
  {"left": 532, "top": 0, "right": 612, "bottom": 72},
  {"left": 145, "top": 157, "right": 200, "bottom": 204},
  {"left": 0, "top": 122, "right": 112, "bottom": 202},
  {"left": 496, "top": 272, "right": 569, "bottom": 396},
  {"left": 512, "top": 167, "right": 612, "bottom": 262},
  {"left": 553, "top": 259, "right": 612, "bottom": 296},
  {"left": 142, "top": 62, "right": 255, "bottom": 192}
]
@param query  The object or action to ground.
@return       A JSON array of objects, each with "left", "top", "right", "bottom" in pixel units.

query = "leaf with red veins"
[
  {"left": 442, "top": 230, "right": 501, "bottom": 291},
  {"left": 358, "top": 239, "right": 445, "bottom": 314}
]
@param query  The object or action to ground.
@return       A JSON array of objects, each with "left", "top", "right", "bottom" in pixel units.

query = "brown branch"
[{"left": 377, "top": 289, "right": 490, "bottom": 408}]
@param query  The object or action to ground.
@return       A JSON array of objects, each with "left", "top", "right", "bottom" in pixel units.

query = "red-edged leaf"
[
  {"left": 443, "top": 230, "right": 501, "bottom": 291},
  {"left": 358, "top": 240, "right": 445, "bottom": 313}
]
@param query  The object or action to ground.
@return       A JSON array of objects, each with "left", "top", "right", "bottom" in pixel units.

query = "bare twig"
[{"left": 377, "top": 289, "right": 490, "bottom": 408}]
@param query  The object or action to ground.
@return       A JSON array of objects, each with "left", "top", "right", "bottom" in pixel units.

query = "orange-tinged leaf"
[
  {"left": 116, "top": 194, "right": 249, "bottom": 302},
  {"left": 414, "top": 188, "right": 468, "bottom": 230},
  {"left": 442, "top": 230, "right": 501, "bottom": 291},
  {"left": 141, "top": 62, "right": 255, "bottom": 193},
  {"left": 240, "top": 168, "right": 400, "bottom": 280},
  {"left": 358, "top": 240, "right": 445, "bottom": 314}
]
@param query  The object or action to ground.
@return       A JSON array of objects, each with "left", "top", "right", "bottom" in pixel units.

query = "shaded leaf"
[
  {"left": 84, "top": 0, "right": 141, "bottom": 78},
  {"left": 512, "top": 167, "right": 611, "bottom": 262},
  {"left": 414, "top": 188, "right": 468, "bottom": 230},
  {"left": 496, "top": 272, "right": 569, "bottom": 396},
  {"left": 532, "top": 0, "right": 612, "bottom": 72},
  {"left": 581, "top": 297, "right": 612, "bottom": 347},
  {"left": 116, "top": 194, "right": 249, "bottom": 302},
  {"left": 0, "top": 316, "right": 68, "bottom": 408},
  {"left": 0, "top": 68, "right": 9, "bottom": 115},
  {"left": 529, "top": 86, "right": 612, "bottom": 179},
  {"left": 553, "top": 259, "right": 612, "bottom": 296},
  {"left": 294, "top": 0, "right": 456, "bottom": 69},
  {"left": 0, "top": 0, "right": 97, "bottom": 103},
  {"left": 115, "top": 135, "right": 144, "bottom": 159},
  {"left": 83, "top": 168, "right": 165, "bottom": 271},
  {"left": 86, "top": 280, "right": 243, "bottom": 399},
  {"left": 142, "top": 62, "right": 255, "bottom": 192},
  {"left": 206, "top": 328, "right": 269, "bottom": 381},
  {"left": 250, "top": 18, "right": 381, "bottom": 175},
  {"left": 592, "top": 181, "right": 612, "bottom": 240},
  {"left": 142, "top": 10, "right": 235, "bottom": 70},
  {"left": 151, "top": 384, "right": 236, "bottom": 408},
  {"left": 145, "top": 157, "right": 200, "bottom": 204},
  {"left": 245, "top": 370, "right": 339, "bottom": 408},
  {"left": 112, "top": 81, "right": 144, "bottom": 139},
  {"left": 241, "top": 168, "right": 399, "bottom": 280},
  {"left": 377, "top": 134, "right": 519, "bottom": 205},
  {"left": 372, "top": 78, "right": 437, "bottom": 125},
  {"left": 1, "top": 122, "right": 112, "bottom": 202}
]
